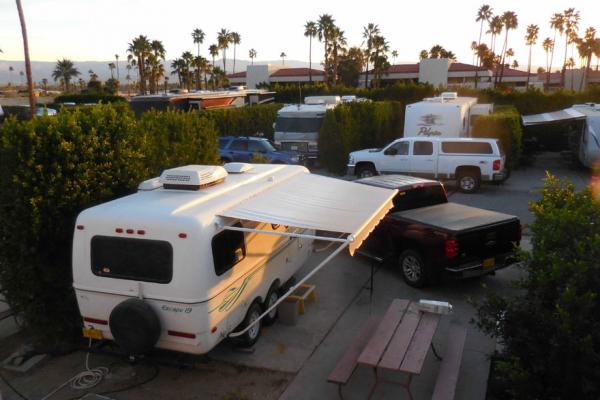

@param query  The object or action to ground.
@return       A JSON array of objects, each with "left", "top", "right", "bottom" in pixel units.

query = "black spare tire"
[{"left": 109, "top": 298, "right": 161, "bottom": 355}]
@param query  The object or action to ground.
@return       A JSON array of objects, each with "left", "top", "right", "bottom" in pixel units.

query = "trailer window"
[
  {"left": 275, "top": 117, "right": 323, "bottom": 133},
  {"left": 91, "top": 236, "right": 173, "bottom": 283},
  {"left": 212, "top": 224, "right": 246, "bottom": 276},
  {"left": 441, "top": 141, "right": 493, "bottom": 154}
]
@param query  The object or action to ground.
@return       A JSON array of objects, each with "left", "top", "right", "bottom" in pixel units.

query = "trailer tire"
[
  {"left": 109, "top": 298, "right": 161, "bottom": 355},
  {"left": 398, "top": 249, "right": 429, "bottom": 288},
  {"left": 236, "top": 301, "right": 263, "bottom": 347},
  {"left": 262, "top": 282, "right": 280, "bottom": 326}
]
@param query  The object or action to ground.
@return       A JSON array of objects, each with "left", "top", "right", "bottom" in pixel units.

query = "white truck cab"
[{"left": 348, "top": 137, "right": 507, "bottom": 193}]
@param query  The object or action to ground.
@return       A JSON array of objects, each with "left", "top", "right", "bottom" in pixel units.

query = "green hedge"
[
  {"left": 0, "top": 104, "right": 219, "bottom": 346},
  {"left": 471, "top": 106, "right": 522, "bottom": 169},
  {"left": 53, "top": 93, "right": 127, "bottom": 105},
  {"left": 318, "top": 101, "right": 404, "bottom": 174},
  {"left": 201, "top": 103, "right": 282, "bottom": 140}
]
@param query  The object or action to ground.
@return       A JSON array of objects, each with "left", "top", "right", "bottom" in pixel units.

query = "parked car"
[
  {"left": 356, "top": 175, "right": 521, "bottom": 287},
  {"left": 347, "top": 137, "right": 508, "bottom": 193},
  {"left": 219, "top": 136, "right": 305, "bottom": 165}
]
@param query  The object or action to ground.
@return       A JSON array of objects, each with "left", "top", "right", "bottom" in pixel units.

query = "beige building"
[{"left": 228, "top": 66, "right": 325, "bottom": 88}]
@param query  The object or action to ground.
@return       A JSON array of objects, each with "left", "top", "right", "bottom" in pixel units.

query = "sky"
[{"left": 0, "top": 0, "right": 599, "bottom": 69}]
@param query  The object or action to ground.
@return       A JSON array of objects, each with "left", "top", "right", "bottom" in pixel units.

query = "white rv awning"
[
  {"left": 218, "top": 173, "right": 397, "bottom": 255},
  {"left": 521, "top": 108, "right": 587, "bottom": 126}
]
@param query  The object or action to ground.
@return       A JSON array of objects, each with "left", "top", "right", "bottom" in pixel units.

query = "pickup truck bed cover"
[{"left": 392, "top": 203, "right": 518, "bottom": 233}]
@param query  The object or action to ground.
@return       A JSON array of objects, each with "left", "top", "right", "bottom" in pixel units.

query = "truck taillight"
[
  {"left": 445, "top": 239, "right": 458, "bottom": 259},
  {"left": 493, "top": 159, "right": 501, "bottom": 171}
]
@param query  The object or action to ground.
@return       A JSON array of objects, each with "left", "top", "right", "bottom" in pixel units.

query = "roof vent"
[
  {"left": 440, "top": 92, "right": 458, "bottom": 100},
  {"left": 224, "top": 162, "right": 253, "bottom": 173},
  {"left": 160, "top": 165, "right": 228, "bottom": 191}
]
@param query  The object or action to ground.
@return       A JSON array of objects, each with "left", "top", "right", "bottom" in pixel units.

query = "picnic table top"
[{"left": 357, "top": 299, "right": 441, "bottom": 375}]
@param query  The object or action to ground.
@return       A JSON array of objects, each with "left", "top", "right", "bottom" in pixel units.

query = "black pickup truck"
[{"left": 357, "top": 175, "right": 521, "bottom": 287}]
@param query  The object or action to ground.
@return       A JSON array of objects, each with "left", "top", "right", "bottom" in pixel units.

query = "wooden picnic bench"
[{"left": 327, "top": 299, "right": 467, "bottom": 400}]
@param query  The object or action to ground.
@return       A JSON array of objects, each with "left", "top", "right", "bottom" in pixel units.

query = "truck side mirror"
[{"left": 384, "top": 147, "right": 398, "bottom": 156}]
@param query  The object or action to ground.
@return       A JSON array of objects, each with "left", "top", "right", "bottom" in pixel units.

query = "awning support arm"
[
  {"left": 222, "top": 225, "right": 349, "bottom": 243},
  {"left": 228, "top": 239, "right": 351, "bottom": 338}
]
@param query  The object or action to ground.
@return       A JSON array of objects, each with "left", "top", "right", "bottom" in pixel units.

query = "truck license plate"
[
  {"left": 82, "top": 327, "right": 103, "bottom": 340},
  {"left": 483, "top": 258, "right": 495, "bottom": 268}
]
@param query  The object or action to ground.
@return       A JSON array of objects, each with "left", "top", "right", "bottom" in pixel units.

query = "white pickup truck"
[{"left": 347, "top": 137, "right": 508, "bottom": 193}]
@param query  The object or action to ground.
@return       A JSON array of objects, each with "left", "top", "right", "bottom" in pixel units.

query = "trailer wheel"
[
  {"left": 262, "top": 282, "right": 280, "bottom": 326},
  {"left": 109, "top": 298, "right": 161, "bottom": 355},
  {"left": 237, "top": 301, "right": 263, "bottom": 347},
  {"left": 357, "top": 164, "right": 376, "bottom": 178},
  {"left": 457, "top": 169, "right": 480, "bottom": 193},
  {"left": 398, "top": 249, "right": 429, "bottom": 288}
]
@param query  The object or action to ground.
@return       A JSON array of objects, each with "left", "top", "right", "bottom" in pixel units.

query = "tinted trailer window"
[
  {"left": 275, "top": 117, "right": 323, "bottom": 133},
  {"left": 91, "top": 236, "right": 173, "bottom": 283}
]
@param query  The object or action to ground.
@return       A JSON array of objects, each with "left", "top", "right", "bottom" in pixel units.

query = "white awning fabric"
[
  {"left": 218, "top": 173, "right": 397, "bottom": 255},
  {"left": 521, "top": 108, "right": 587, "bottom": 126}
]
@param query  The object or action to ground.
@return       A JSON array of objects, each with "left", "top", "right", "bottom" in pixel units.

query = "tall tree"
[
  {"left": 561, "top": 8, "right": 580, "bottom": 87},
  {"left": 209, "top": 44, "right": 219, "bottom": 90},
  {"left": 487, "top": 15, "right": 503, "bottom": 55},
  {"left": 181, "top": 51, "right": 194, "bottom": 91},
  {"left": 108, "top": 62, "right": 116, "bottom": 79},
  {"left": 230, "top": 32, "right": 241, "bottom": 74},
  {"left": 170, "top": 58, "right": 185, "bottom": 88},
  {"left": 329, "top": 26, "right": 347, "bottom": 84},
  {"left": 304, "top": 21, "right": 318, "bottom": 82},
  {"left": 280, "top": 52, "right": 287, "bottom": 65},
  {"left": 8, "top": 66, "right": 14, "bottom": 86},
  {"left": 475, "top": 5, "right": 493, "bottom": 88},
  {"left": 249, "top": 48, "right": 257, "bottom": 65},
  {"left": 391, "top": 50, "right": 398, "bottom": 64},
  {"left": 497, "top": 11, "right": 518, "bottom": 85},
  {"left": 362, "top": 22, "right": 380, "bottom": 88},
  {"left": 548, "top": 12, "right": 564, "bottom": 85},
  {"left": 147, "top": 40, "right": 166, "bottom": 94},
  {"left": 127, "top": 35, "right": 151, "bottom": 94},
  {"left": 419, "top": 50, "right": 429, "bottom": 60},
  {"left": 542, "top": 37, "right": 554, "bottom": 84},
  {"left": 577, "top": 27, "right": 600, "bottom": 91},
  {"left": 370, "top": 34, "right": 390, "bottom": 88},
  {"left": 191, "top": 28, "right": 205, "bottom": 58},
  {"left": 52, "top": 59, "right": 80, "bottom": 92},
  {"left": 217, "top": 28, "right": 231, "bottom": 73},
  {"left": 337, "top": 46, "right": 365, "bottom": 87},
  {"left": 16, "top": 0, "right": 35, "bottom": 116},
  {"left": 525, "top": 24, "right": 539, "bottom": 87},
  {"left": 317, "top": 14, "right": 335, "bottom": 86},
  {"left": 115, "top": 54, "right": 120, "bottom": 81}
]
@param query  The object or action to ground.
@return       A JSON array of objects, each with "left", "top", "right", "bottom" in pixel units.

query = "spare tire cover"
[{"left": 109, "top": 298, "right": 161, "bottom": 355}]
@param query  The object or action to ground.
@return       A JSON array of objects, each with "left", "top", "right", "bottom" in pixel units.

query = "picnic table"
[{"left": 328, "top": 299, "right": 467, "bottom": 400}]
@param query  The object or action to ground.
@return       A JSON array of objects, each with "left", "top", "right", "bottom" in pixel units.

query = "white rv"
[
  {"left": 521, "top": 103, "right": 600, "bottom": 168},
  {"left": 404, "top": 92, "right": 493, "bottom": 138},
  {"left": 273, "top": 96, "right": 341, "bottom": 161},
  {"left": 73, "top": 163, "right": 395, "bottom": 355}
]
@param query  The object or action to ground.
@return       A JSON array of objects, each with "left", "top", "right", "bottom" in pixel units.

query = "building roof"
[
  {"left": 227, "top": 71, "right": 247, "bottom": 78},
  {"left": 385, "top": 64, "right": 420, "bottom": 74},
  {"left": 492, "top": 67, "right": 532, "bottom": 77},
  {"left": 448, "top": 62, "right": 488, "bottom": 72},
  {"left": 270, "top": 68, "right": 325, "bottom": 77}
]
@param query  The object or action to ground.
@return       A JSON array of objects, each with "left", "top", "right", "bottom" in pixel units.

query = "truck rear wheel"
[
  {"left": 357, "top": 164, "right": 376, "bottom": 178},
  {"left": 398, "top": 249, "right": 429, "bottom": 288},
  {"left": 457, "top": 170, "right": 480, "bottom": 193}
]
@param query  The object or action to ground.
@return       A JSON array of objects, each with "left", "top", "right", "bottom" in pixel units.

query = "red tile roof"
[
  {"left": 227, "top": 71, "right": 247, "bottom": 78},
  {"left": 448, "top": 62, "right": 488, "bottom": 72},
  {"left": 492, "top": 67, "right": 532, "bottom": 77},
  {"left": 385, "top": 64, "right": 420, "bottom": 74},
  {"left": 270, "top": 68, "right": 325, "bottom": 77}
]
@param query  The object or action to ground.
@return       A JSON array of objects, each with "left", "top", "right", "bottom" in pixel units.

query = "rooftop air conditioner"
[{"left": 160, "top": 165, "right": 228, "bottom": 190}]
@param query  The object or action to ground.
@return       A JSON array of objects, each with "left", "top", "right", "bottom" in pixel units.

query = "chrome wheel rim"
[
  {"left": 460, "top": 176, "right": 475, "bottom": 191},
  {"left": 247, "top": 309, "right": 261, "bottom": 340},
  {"left": 402, "top": 255, "right": 422, "bottom": 282},
  {"left": 359, "top": 169, "right": 374, "bottom": 178},
  {"left": 267, "top": 292, "right": 279, "bottom": 319}
]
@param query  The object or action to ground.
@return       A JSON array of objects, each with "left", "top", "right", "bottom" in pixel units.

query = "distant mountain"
[{"left": 0, "top": 59, "right": 312, "bottom": 85}]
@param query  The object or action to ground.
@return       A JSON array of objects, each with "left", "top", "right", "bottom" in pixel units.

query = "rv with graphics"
[
  {"left": 404, "top": 92, "right": 493, "bottom": 138},
  {"left": 73, "top": 163, "right": 395, "bottom": 355}
]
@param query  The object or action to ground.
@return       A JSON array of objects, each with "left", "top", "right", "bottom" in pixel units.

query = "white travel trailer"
[
  {"left": 521, "top": 103, "right": 600, "bottom": 168},
  {"left": 404, "top": 92, "right": 493, "bottom": 138},
  {"left": 73, "top": 163, "right": 395, "bottom": 355},
  {"left": 273, "top": 96, "right": 341, "bottom": 161}
]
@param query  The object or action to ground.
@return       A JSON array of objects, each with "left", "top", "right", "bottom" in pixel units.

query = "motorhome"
[
  {"left": 73, "top": 163, "right": 395, "bottom": 355},
  {"left": 273, "top": 96, "right": 341, "bottom": 161},
  {"left": 521, "top": 103, "right": 600, "bottom": 168},
  {"left": 403, "top": 92, "right": 493, "bottom": 138}
]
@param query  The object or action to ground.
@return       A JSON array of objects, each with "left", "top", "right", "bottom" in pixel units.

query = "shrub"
[
  {"left": 202, "top": 103, "right": 282, "bottom": 140},
  {"left": 53, "top": 93, "right": 127, "bottom": 105},
  {"left": 471, "top": 106, "right": 522, "bottom": 169},
  {"left": 474, "top": 174, "right": 600, "bottom": 399},
  {"left": 318, "top": 101, "right": 404, "bottom": 174},
  {"left": 0, "top": 104, "right": 219, "bottom": 347}
]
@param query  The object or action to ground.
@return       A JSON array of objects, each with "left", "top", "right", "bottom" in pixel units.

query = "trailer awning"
[
  {"left": 521, "top": 108, "right": 587, "bottom": 126},
  {"left": 218, "top": 173, "right": 397, "bottom": 255}
]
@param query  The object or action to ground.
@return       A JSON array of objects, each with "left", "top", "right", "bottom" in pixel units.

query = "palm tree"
[
  {"left": 525, "top": 24, "right": 539, "bottom": 87},
  {"left": 181, "top": 51, "right": 194, "bottom": 91},
  {"left": 128, "top": 35, "right": 151, "bottom": 94},
  {"left": 192, "top": 28, "right": 205, "bottom": 57},
  {"left": 16, "top": 0, "right": 35, "bottom": 116},
  {"left": 429, "top": 45, "right": 444, "bottom": 58},
  {"left": 249, "top": 48, "right": 257, "bottom": 65},
  {"left": 542, "top": 38, "right": 554, "bottom": 84},
  {"left": 561, "top": 8, "right": 580, "bottom": 87},
  {"left": 52, "top": 59, "right": 80, "bottom": 92},
  {"left": 170, "top": 58, "right": 185, "bottom": 88},
  {"left": 8, "top": 66, "right": 14, "bottom": 86},
  {"left": 230, "top": 32, "right": 241, "bottom": 74},
  {"left": 549, "top": 12, "right": 564, "bottom": 86},
  {"left": 146, "top": 40, "right": 166, "bottom": 94},
  {"left": 475, "top": 5, "right": 493, "bottom": 88},
  {"left": 193, "top": 55, "right": 209, "bottom": 90},
  {"left": 577, "top": 27, "right": 600, "bottom": 91},
  {"left": 487, "top": 15, "right": 503, "bottom": 55},
  {"left": 419, "top": 50, "right": 429, "bottom": 60},
  {"left": 217, "top": 28, "right": 231, "bottom": 73},
  {"left": 330, "top": 26, "right": 347, "bottom": 84},
  {"left": 497, "top": 11, "right": 518, "bottom": 85},
  {"left": 280, "top": 52, "right": 287, "bottom": 65},
  {"left": 511, "top": 60, "right": 519, "bottom": 69},
  {"left": 108, "top": 62, "right": 116, "bottom": 79},
  {"left": 115, "top": 54, "right": 120, "bottom": 80},
  {"left": 391, "top": 50, "right": 398, "bottom": 64},
  {"left": 41, "top": 78, "right": 48, "bottom": 92},
  {"left": 370, "top": 34, "right": 390, "bottom": 88},
  {"left": 362, "top": 22, "right": 380, "bottom": 88},
  {"left": 317, "top": 14, "right": 335, "bottom": 86},
  {"left": 304, "top": 21, "right": 318, "bottom": 82},
  {"left": 209, "top": 44, "right": 219, "bottom": 90}
]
